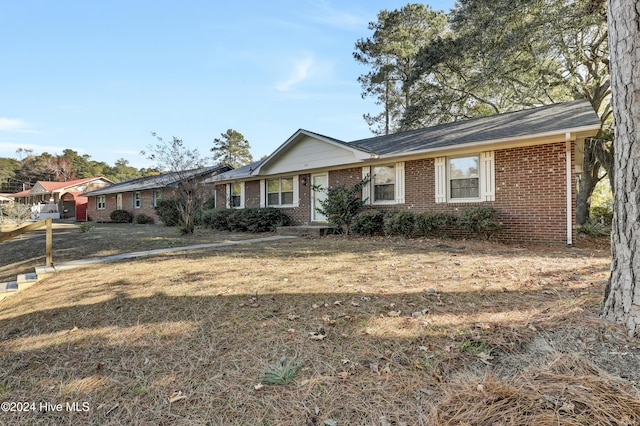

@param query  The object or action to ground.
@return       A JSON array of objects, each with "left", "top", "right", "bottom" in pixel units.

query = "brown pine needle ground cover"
[{"left": 1, "top": 232, "right": 639, "bottom": 425}]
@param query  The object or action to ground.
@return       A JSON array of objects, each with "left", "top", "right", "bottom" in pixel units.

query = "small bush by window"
[
  {"left": 110, "top": 209, "right": 132, "bottom": 223},
  {"left": 350, "top": 210, "right": 385, "bottom": 236},
  {"left": 456, "top": 206, "right": 503, "bottom": 239},
  {"left": 203, "top": 208, "right": 291, "bottom": 233},
  {"left": 415, "top": 211, "right": 457, "bottom": 236},
  {"left": 135, "top": 213, "right": 155, "bottom": 225},
  {"left": 383, "top": 210, "right": 417, "bottom": 238},
  {"left": 154, "top": 198, "right": 181, "bottom": 227}
]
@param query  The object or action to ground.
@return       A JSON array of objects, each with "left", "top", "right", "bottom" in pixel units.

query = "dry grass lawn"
[{"left": 1, "top": 226, "right": 639, "bottom": 425}]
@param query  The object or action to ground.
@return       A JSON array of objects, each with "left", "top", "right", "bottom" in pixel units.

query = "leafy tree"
[
  {"left": 143, "top": 133, "right": 206, "bottom": 234},
  {"left": 0, "top": 158, "right": 21, "bottom": 192},
  {"left": 313, "top": 178, "right": 370, "bottom": 235},
  {"left": 404, "top": 0, "right": 611, "bottom": 224},
  {"left": 354, "top": 4, "right": 447, "bottom": 135},
  {"left": 211, "top": 129, "right": 253, "bottom": 168},
  {"left": 602, "top": 0, "right": 640, "bottom": 336}
]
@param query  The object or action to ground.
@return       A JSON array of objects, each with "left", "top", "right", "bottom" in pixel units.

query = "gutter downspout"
[{"left": 566, "top": 132, "right": 573, "bottom": 246}]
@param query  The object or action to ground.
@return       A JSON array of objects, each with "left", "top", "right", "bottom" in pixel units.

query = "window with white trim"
[
  {"left": 373, "top": 165, "right": 395, "bottom": 202},
  {"left": 449, "top": 155, "right": 479, "bottom": 199},
  {"left": 133, "top": 191, "right": 142, "bottom": 208},
  {"left": 435, "top": 152, "right": 495, "bottom": 203},
  {"left": 267, "top": 177, "right": 294, "bottom": 206},
  {"left": 152, "top": 190, "right": 162, "bottom": 208},
  {"left": 230, "top": 183, "right": 243, "bottom": 208},
  {"left": 116, "top": 193, "right": 123, "bottom": 210},
  {"left": 96, "top": 195, "right": 106, "bottom": 210},
  {"left": 362, "top": 162, "right": 405, "bottom": 205}
]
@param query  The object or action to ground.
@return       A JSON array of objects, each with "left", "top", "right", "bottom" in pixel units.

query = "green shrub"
[
  {"left": 313, "top": 178, "right": 369, "bottom": 234},
  {"left": 590, "top": 205, "right": 613, "bottom": 225},
  {"left": 383, "top": 210, "right": 417, "bottom": 238},
  {"left": 415, "top": 211, "right": 457, "bottom": 236},
  {"left": 578, "top": 219, "right": 610, "bottom": 236},
  {"left": 79, "top": 221, "right": 95, "bottom": 233},
  {"left": 350, "top": 210, "right": 385, "bottom": 236},
  {"left": 259, "top": 357, "right": 303, "bottom": 385},
  {"left": 154, "top": 198, "right": 180, "bottom": 227},
  {"left": 202, "top": 208, "right": 235, "bottom": 231},
  {"left": 224, "top": 208, "right": 292, "bottom": 233},
  {"left": 110, "top": 209, "right": 132, "bottom": 223},
  {"left": 456, "top": 206, "right": 503, "bottom": 239},
  {"left": 135, "top": 213, "right": 155, "bottom": 225}
]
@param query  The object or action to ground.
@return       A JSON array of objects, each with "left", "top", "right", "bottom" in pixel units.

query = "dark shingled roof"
[
  {"left": 205, "top": 159, "right": 266, "bottom": 183},
  {"left": 83, "top": 164, "right": 232, "bottom": 196},
  {"left": 347, "top": 99, "right": 600, "bottom": 155}
]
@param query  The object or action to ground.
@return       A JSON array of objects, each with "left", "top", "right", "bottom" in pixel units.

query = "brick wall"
[
  {"left": 86, "top": 185, "right": 216, "bottom": 225},
  {"left": 400, "top": 142, "right": 575, "bottom": 244},
  {"left": 209, "top": 142, "right": 575, "bottom": 244}
]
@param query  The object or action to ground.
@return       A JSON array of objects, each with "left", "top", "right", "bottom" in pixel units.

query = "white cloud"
[
  {"left": 276, "top": 54, "right": 315, "bottom": 92},
  {"left": 0, "top": 118, "right": 40, "bottom": 134},
  {"left": 307, "top": 1, "right": 369, "bottom": 31}
]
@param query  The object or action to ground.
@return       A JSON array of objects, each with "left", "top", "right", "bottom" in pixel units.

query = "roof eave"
[{"left": 376, "top": 123, "right": 601, "bottom": 160}]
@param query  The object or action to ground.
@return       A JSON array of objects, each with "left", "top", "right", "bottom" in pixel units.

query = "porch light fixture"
[{"left": 301, "top": 177, "right": 307, "bottom": 185}]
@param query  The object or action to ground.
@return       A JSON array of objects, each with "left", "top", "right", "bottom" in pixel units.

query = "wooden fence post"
[{"left": 45, "top": 218, "right": 53, "bottom": 266}]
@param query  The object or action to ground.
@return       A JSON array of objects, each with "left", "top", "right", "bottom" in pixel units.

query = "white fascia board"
[
  {"left": 251, "top": 129, "right": 372, "bottom": 176},
  {"left": 375, "top": 124, "right": 601, "bottom": 161}
]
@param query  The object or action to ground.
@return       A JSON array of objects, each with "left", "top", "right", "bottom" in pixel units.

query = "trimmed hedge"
[
  {"left": 135, "top": 213, "right": 155, "bottom": 225},
  {"left": 154, "top": 198, "right": 181, "bottom": 227},
  {"left": 348, "top": 207, "right": 503, "bottom": 240},
  {"left": 350, "top": 210, "right": 385, "bottom": 236},
  {"left": 110, "top": 209, "right": 132, "bottom": 223},
  {"left": 202, "top": 208, "right": 292, "bottom": 233}
]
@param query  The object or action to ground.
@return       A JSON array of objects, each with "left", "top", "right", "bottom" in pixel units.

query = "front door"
[{"left": 311, "top": 173, "right": 328, "bottom": 222}]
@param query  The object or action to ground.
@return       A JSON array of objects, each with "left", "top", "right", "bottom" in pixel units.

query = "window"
[
  {"left": 152, "top": 190, "right": 162, "bottom": 208},
  {"left": 267, "top": 177, "right": 294, "bottom": 206},
  {"left": 230, "top": 183, "right": 242, "bottom": 208},
  {"left": 96, "top": 195, "right": 106, "bottom": 210},
  {"left": 435, "top": 152, "right": 495, "bottom": 203},
  {"left": 449, "top": 156, "right": 479, "bottom": 199},
  {"left": 362, "top": 163, "right": 405, "bottom": 205},
  {"left": 133, "top": 191, "right": 142, "bottom": 208},
  {"left": 373, "top": 165, "right": 396, "bottom": 202},
  {"left": 116, "top": 193, "right": 123, "bottom": 210}
]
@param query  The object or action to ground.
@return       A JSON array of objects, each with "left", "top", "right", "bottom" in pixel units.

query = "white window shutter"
[
  {"left": 435, "top": 157, "right": 446, "bottom": 203},
  {"left": 481, "top": 152, "right": 495, "bottom": 201},
  {"left": 259, "top": 180, "right": 266, "bottom": 208},
  {"left": 293, "top": 175, "right": 299, "bottom": 207},
  {"left": 239, "top": 182, "right": 245, "bottom": 208},
  {"left": 226, "top": 184, "right": 230, "bottom": 208},
  {"left": 395, "top": 162, "right": 405, "bottom": 204},
  {"left": 362, "top": 166, "right": 371, "bottom": 205}
]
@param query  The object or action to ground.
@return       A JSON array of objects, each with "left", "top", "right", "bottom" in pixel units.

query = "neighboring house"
[
  {"left": 0, "top": 194, "right": 13, "bottom": 204},
  {"left": 83, "top": 165, "right": 232, "bottom": 223},
  {"left": 7, "top": 177, "right": 114, "bottom": 220},
  {"left": 206, "top": 100, "right": 601, "bottom": 245}
]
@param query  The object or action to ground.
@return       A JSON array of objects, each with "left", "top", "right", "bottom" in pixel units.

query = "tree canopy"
[
  {"left": 211, "top": 129, "right": 254, "bottom": 168},
  {"left": 356, "top": 0, "right": 612, "bottom": 224}
]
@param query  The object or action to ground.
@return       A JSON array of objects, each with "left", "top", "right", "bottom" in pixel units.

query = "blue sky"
[{"left": 1, "top": 1, "right": 454, "bottom": 169}]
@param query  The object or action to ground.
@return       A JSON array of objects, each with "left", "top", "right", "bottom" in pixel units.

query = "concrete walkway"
[{"left": 2, "top": 235, "right": 297, "bottom": 298}]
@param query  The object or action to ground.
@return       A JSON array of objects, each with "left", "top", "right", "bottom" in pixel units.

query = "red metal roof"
[{"left": 37, "top": 177, "right": 102, "bottom": 191}]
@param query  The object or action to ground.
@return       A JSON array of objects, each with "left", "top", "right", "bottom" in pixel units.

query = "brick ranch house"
[
  {"left": 206, "top": 100, "right": 601, "bottom": 245},
  {"left": 83, "top": 165, "right": 231, "bottom": 223},
  {"left": 7, "top": 177, "right": 114, "bottom": 220}
]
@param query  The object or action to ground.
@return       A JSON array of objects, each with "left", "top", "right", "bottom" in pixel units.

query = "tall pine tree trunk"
[{"left": 602, "top": 0, "right": 640, "bottom": 336}]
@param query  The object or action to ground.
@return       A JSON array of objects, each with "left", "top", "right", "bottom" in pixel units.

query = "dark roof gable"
[{"left": 83, "top": 164, "right": 232, "bottom": 196}]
